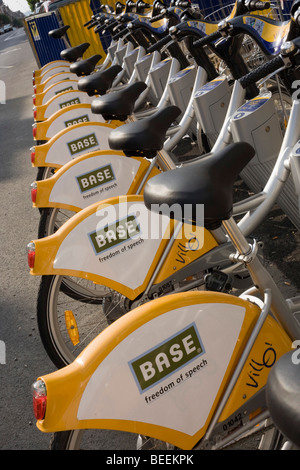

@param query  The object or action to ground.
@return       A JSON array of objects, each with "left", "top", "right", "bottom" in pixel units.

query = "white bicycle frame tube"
[{"left": 237, "top": 95, "right": 300, "bottom": 236}]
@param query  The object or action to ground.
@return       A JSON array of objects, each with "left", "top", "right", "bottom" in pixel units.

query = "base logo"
[
  {"left": 65, "top": 114, "right": 90, "bottom": 127},
  {"left": 89, "top": 215, "right": 140, "bottom": 254},
  {"left": 67, "top": 133, "right": 99, "bottom": 156},
  {"left": 76, "top": 164, "right": 115, "bottom": 192},
  {"left": 55, "top": 85, "right": 73, "bottom": 95},
  {"left": 60, "top": 97, "right": 81, "bottom": 109},
  {"left": 129, "top": 323, "right": 204, "bottom": 392}
]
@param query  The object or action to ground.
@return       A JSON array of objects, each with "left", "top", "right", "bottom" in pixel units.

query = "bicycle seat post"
[{"left": 222, "top": 217, "right": 252, "bottom": 258}]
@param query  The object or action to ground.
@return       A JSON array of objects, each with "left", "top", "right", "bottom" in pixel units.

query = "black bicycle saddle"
[
  {"left": 60, "top": 43, "right": 90, "bottom": 62},
  {"left": 48, "top": 25, "right": 70, "bottom": 39},
  {"left": 77, "top": 65, "right": 123, "bottom": 96},
  {"left": 143, "top": 142, "right": 255, "bottom": 229},
  {"left": 70, "top": 54, "right": 102, "bottom": 76},
  {"left": 108, "top": 105, "right": 181, "bottom": 157},
  {"left": 91, "top": 81, "right": 148, "bottom": 121},
  {"left": 266, "top": 349, "right": 300, "bottom": 447}
]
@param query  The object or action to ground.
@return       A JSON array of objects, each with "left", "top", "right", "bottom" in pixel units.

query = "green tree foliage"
[{"left": 26, "top": 0, "right": 39, "bottom": 11}]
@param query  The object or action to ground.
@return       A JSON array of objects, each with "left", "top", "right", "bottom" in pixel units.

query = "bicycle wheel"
[
  {"left": 50, "top": 430, "right": 174, "bottom": 450},
  {"left": 50, "top": 429, "right": 138, "bottom": 450},
  {"left": 49, "top": 424, "right": 288, "bottom": 450},
  {"left": 270, "top": 85, "right": 292, "bottom": 134},
  {"left": 38, "top": 207, "right": 76, "bottom": 238},
  {"left": 36, "top": 166, "right": 55, "bottom": 181},
  {"left": 37, "top": 274, "right": 129, "bottom": 368}
]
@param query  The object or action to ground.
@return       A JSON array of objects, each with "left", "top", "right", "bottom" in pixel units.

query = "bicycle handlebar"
[
  {"left": 84, "top": 18, "right": 95, "bottom": 27},
  {"left": 193, "top": 30, "right": 223, "bottom": 48},
  {"left": 149, "top": 11, "right": 166, "bottom": 22},
  {"left": 112, "top": 26, "right": 130, "bottom": 41},
  {"left": 147, "top": 33, "right": 173, "bottom": 53},
  {"left": 247, "top": 0, "right": 271, "bottom": 11},
  {"left": 87, "top": 19, "right": 101, "bottom": 29},
  {"left": 239, "top": 55, "right": 285, "bottom": 88},
  {"left": 292, "top": 6, "right": 300, "bottom": 27}
]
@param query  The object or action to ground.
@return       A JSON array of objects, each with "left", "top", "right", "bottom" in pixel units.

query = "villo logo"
[
  {"left": 77, "top": 164, "right": 115, "bottom": 192},
  {"left": 67, "top": 133, "right": 99, "bottom": 156},
  {"left": 89, "top": 215, "right": 140, "bottom": 254},
  {"left": 130, "top": 324, "right": 204, "bottom": 392}
]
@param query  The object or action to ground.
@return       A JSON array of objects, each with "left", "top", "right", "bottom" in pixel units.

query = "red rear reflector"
[
  {"left": 27, "top": 242, "right": 35, "bottom": 269},
  {"left": 32, "top": 379, "right": 47, "bottom": 420},
  {"left": 32, "top": 124, "right": 37, "bottom": 138},
  {"left": 30, "top": 147, "right": 35, "bottom": 165},
  {"left": 31, "top": 182, "right": 37, "bottom": 203},
  {"left": 33, "top": 108, "right": 37, "bottom": 119},
  {"left": 33, "top": 95, "right": 36, "bottom": 105}
]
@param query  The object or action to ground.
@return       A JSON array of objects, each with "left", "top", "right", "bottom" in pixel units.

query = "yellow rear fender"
[
  {"left": 34, "top": 60, "right": 71, "bottom": 78},
  {"left": 32, "top": 121, "right": 119, "bottom": 168},
  {"left": 33, "top": 90, "right": 96, "bottom": 122},
  {"left": 36, "top": 291, "right": 286, "bottom": 449},
  {"left": 34, "top": 104, "right": 107, "bottom": 141},
  {"left": 34, "top": 72, "right": 79, "bottom": 95},
  {"left": 34, "top": 65, "right": 73, "bottom": 85},
  {"left": 29, "top": 195, "right": 176, "bottom": 300},
  {"left": 34, "top": 80, "right": 79, "bottom": 107},
  {"left": 33, "top": 152, "right": 159, "bottom": 211}
]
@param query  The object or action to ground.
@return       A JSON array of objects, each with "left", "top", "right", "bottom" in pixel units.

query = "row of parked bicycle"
[{"left": 28, "top": 0, "right": 300, "bottom": 450}]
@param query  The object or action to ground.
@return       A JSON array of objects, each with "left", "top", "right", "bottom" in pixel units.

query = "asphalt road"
[
  {"left": 0, "top": 27, "right": 57, "bottom": 450},
  {"left": 0, "top": 29, "right": 139, "bottom": 451},
  {"left": 0, "top": 27, "right": 299, "bottom": 452}
]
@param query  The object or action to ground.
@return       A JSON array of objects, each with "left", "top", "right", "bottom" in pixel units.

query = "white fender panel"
[{"left": 77, "top": 302, "right": 246, "bottom": 435}]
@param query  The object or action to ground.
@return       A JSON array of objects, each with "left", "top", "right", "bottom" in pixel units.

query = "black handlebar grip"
[
  {"left": 193, "top": 30, "right": 223, "bottom": 48},
  {"left": 150, "top": 11, "right": 166, "bottom": 22},
  {"left": 112, "top": 27, "right": 130, "bottom": 41},
  {"left": 95, "top": 22, "right": 112, "bottom": 34},
  {"left": 147, "top": 34, "right": 172, "bottom": 53},
  {"left": 87, "top": 19, "right": 100, "bottom": 29},
  {"left": 84, "top": 18, "right": 94, "bottom": 27},
  {"left": 239, "top": 55, "right": 285, "bottom": 89},
  {"left": 249, "top": 0, "right": 271, "bottom": 10},
  {"left": 178, "top": 1, "right": 190, "bottom": 7}
]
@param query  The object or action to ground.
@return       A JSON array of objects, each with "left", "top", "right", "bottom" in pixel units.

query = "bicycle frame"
[{"left": 220, "top": 79, "right": 300, "bottom": 234}]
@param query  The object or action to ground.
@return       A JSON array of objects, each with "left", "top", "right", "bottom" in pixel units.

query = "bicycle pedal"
[{"left": 204, "top": 270, "right": 231, "bottom": 292}]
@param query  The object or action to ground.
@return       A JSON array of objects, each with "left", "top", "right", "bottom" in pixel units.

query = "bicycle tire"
[
  {"left": 50, "top": 430, "right": 173, "bottom": 450},
  {"left": 36, "top": 166, "right": 55, "bottom": 181},
  {"left": 38, "top": 207, "right": 76, "bottom": 238},
  {"left": 37, "top": 274, "right": 128, "bottom": 368},
  {"left": 49, "top": 425, "right": 288, "bottom": 450}
]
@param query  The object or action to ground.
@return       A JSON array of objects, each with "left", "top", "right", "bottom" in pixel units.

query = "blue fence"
[{"left": 25, "top": 12, "right": 67, "bottom": 68}]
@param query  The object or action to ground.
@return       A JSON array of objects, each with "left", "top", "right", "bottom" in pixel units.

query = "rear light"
[
  {"left": 30, "top": 147, "right": 35, "bottom": 165},
  {"left": 32, "top": 379, "right": 47, "bottom": 420},
  {"left": 33, "top": 86, "right": 36, "bottom": 94},
  {"left": 32, "top": 95, "right": 36, "bottom": 105},
  {"left": 27, "top": 241, "right": 35, "bottom": 268},
  {"left": 32, "top": 124, "right": 37, "bottom": 139},
  {"left": 31, "top": 182, "right": 37, "bottom": 203},
  {"left": 33, "top": 107, "right": 37, "bottom": 119}
]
